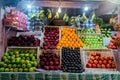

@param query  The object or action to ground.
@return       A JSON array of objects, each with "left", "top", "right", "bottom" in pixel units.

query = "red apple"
[
  {"left": 55, "top": 61, "right": 59, "bottom": 65},
  {"left": 93, "top": 60, "right": 98, "bottom": 64},
  {"left": 44, "top": 66, "right": 49, "bottom": 70},
  {"left": 92, "top": 64, "right": 97, "bottom": 68},
  {"left": 88, "top": 59, "right": 93, "bottom": 64},
  {"left": 99, "top": 60, "right": 103, "bottom": 64},
  {"left": 103, "top": 60, "right": 107, "bottom": 65},
  {"left": 90, "top": 56, "right": 95, "bottom": 60},
  {"left": 108, "top": 60, "right": 112, "bottom": 64},
  {"left": 50, "top": 61, "right": 54, "bottom": 65},
  {"left": 103, "top": 56, "right": 108, "bottom": 60},
  {"left": 86, "top": 63, "right": 92, "bottom": 68},
  {"left": 95, "top": 56, "right": 99, "bottom": 60},
  {"left": 97, "top": 64, "right": 101, "bottom": 68},
  {"left": 111, "top": 64, "right": 116, "bottom": 68},
  {"left": 49, "top": 66, "right": 54, "bottom": 70},
  {"left": 106, "top": 64, "right": 111, "bottom": 68},
  {"left": 101, "top": 64, "right": 105, "bottom": 68}
]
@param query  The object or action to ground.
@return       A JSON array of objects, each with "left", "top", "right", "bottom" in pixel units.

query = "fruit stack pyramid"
[
  {"left": 43, "top": 27, "right": 59, "bottom": 49},
  {"left": 56, "top": 27, "right": 84, "bottom": 49},
  {"left": 86, "top": 52, "right": 116, "bottom": 69},
  {"left": 0, "top": 49, "right": 37, "bottom": 72},
  {"left": 61, "top": 47, "right": 85, "bottom": 73},
  {"left": 38, "top": 51, "right": 61, "bottom": 70},
  {"left": 79, "top": 35, "right": 105, "bottom": 48},
  {"left": 8, "top": 35, "right": 40, "bottom": 46}
]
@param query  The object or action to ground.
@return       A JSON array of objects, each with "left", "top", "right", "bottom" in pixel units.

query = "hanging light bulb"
[{"left": 58, "top": 7, "right": 61, "bottom": 13}]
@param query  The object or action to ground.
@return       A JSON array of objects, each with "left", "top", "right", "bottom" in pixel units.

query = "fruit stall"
[{"left": 1, "top": 0, "right": 120, "bottom": 80}]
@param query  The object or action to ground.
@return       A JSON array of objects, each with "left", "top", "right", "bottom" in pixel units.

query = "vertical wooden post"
[{"left": 0, "top": 8, "right": 5, "bottom": 61}]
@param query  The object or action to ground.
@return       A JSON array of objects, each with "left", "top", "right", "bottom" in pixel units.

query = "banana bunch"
[
  {"left": 54, "top": 12, "right": 59, "bottom": 19},
  {"left": 109, "top": 18, "right": 115, "bottom": 24},
  {"left": 47, "top": 9, "right": 52, "bottom": 19},
  {"left": 38, "top": 10, "right": 45, "bottom": 20},
  {"left": 82, "top": 13, "right": 87, "bottom": 21},
  {"left": 70, "top": 17, "right": 75, "bottom": 23},
  {"left": 75, "top": 15, "right": 80, "bottom": 22},
  {"left": 63, "top": 13, "right": 69, "bottom": 22}
]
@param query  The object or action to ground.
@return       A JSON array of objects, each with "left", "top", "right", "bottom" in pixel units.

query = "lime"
[
  {"left": 19, "top": 68, "right": 23, "bottom": 72},
  {"left": 4, "top": 64, "right": 7, "bottom": 68},
  {"left": 0, "top": 62, "right": 4, "bottom": 67},
  {"left": 11, "top": 59, "right": 15, "bottom": 64},
  {"left": 29, "top": 67, "right": 34, "bottom": 72},
  {"left": 14, "top": 68, "right": 18, "bottom": 72},
  {"left": 32, "top": 62, "right": 37, "bottom": 67},
  {"left": 20, "top": 60, "right": 25, "bottom": 64},
  {"left": 33, "top": 67, "right": 36, "bottom": 71},
  {"left": 5, "top": 68, "right": 9, "bottom": 72},
  {"left": 27, "top": 64, "right": 32, "bottom": 68},
  {"left": 2, "top": 56, "right": 7, "bottom": 61},
  {"left": 9, "top": 68, "right": 13, "bottom": 72},
  {"left": 8, "top": 64, "right": 12, "bottom": 68},
  {"left": 25, "top": 60, "right": 30, "bottom": 64},
  {"left": 15, "top": 55, "right": 19, "bottom": 58},
  {"left": 21, "top": 57, "right": 26, "bottom": 60},
  {"left": 24, "top": 68, "right": 28, "bottom": 72},
  {"left": 25, "top": 54, "right": 29, "bottom": 57},
  {"left": 22, "top": 64, "right": 26, "bottom": 68},
  {"left": 17, "top": 64, "right": 21, "bottom": 68},
  {"left": 9, "top": 52, "right": 13, "bottom": 56},
  {"left": 20, "top": 54, "right": 24, "bottom": 57},
  {"left": 29, "top": 54, "right": 33, "bottom": 58},
  {"left": 26, "top": 57, "right": 30, "bottom": 60},
  {"left": 0, "top": 68, "right": 4, "bottom": 72},
  {"left": 31, "top": 57, "right": 36, "bottom": 61},
  {"left": 15, "top": 51, "right": 19, "bottom": 55},
  {"left": 13, "top": 64, "right": 17, "bottom": 68}
]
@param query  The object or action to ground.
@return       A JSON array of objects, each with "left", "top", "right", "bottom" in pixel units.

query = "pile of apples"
[
  {"left": 37, "top": 51, "right": 61, "bottom": 70},
  {"left": 8, "top": 35, "right": 40, "bottom": 46},
  {"left": 80, "top": 35, "right": 104, "bottom": 48},
  {"left": 42, "top": 27, "right": 59, "bottom": 49},
  {"left": 86, "top": 52, "right": 116, "bottom": 69},
  {"left": 107, "top": 35, "right": 117, "bottom": 49}
]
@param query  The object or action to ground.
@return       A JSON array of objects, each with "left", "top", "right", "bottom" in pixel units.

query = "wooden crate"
[
  {"left": 80, "top": 48, "right": 117, "bottom": 72},
  {"left": 43, "top": 26, "right": 61, "bottom": 49},
  {"left": 6, "top": 47, "right": 39, "bottom": 60},
  {"left": 37, "top": 49, "right": 61, "bottom": 70}
]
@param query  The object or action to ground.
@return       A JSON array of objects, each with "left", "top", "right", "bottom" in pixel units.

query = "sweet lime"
[
  {"left": 24, "top": 68, "right": 28, "bottom": 72},
  {"left": 9, "top": 68, "right": 13, "bottom": 72},
  {"left": 0, "top": 62, "right": 4, "bottom": 67},
  {"left": 19, "top": 68, "right": 23, "bottom": 72},
  {"left": 27, "top": 64, "right": 32, "bottom": 68},
  {"left": 29, "top": 67, "right": 34, "bottom": 72},
  {"left": 4, "top": 64, "right": 7, "bottom": 68},
  {"left": 13, "top": 64, "right": 17, "bottom": 68},
  {"left": 14, "top": 68, "right": 18, "bottom": 72},
  {"left": 8, "top": 64, "right": 12, "bottom": 68},
  {"left": 0, "top": 68, "right": 4, "bottom": 72},
  {"left": 22, "top": 64, "right": 26, "bottom": 68},
  {"left": 5, "top": 68, "right": 9, "bottom": 72}
]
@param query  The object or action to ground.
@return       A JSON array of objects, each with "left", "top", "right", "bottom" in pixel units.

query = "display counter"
[{"left": 0, "top": 72, "right": 119, "bottom": 80}]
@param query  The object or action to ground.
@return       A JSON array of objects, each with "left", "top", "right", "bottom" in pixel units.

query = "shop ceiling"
[{"left": 1, "top": 0, "right": 119, "bottom": 16}]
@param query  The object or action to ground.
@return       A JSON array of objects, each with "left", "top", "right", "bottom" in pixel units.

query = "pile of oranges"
[{"left": 56, "top": 27, "right": 84, "bottom": 49}]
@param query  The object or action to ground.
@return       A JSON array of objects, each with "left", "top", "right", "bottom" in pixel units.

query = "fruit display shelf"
[
  {"left": 37, "top": 49, "right": 61, "bottom": 72},
  {"left": 42, "top": 26, "right": 60, "bottom": 49},
  {"left": 79, "top": 33, "right": 106, "bottom": 49},
  {"left": 80, "top": 49, "right": 117, "bottom": 72},
  {"left": 0, "top": 47, "right": 39, "bottom": 72}
]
